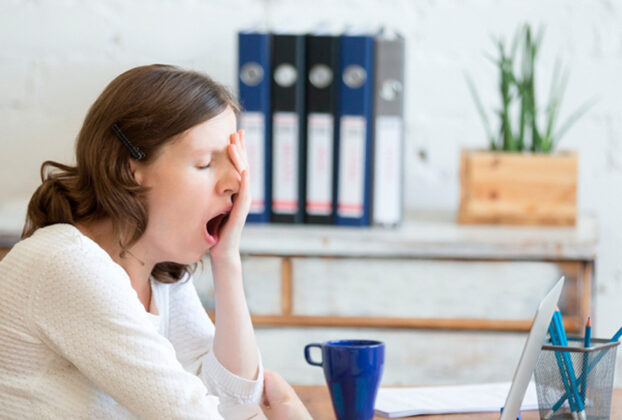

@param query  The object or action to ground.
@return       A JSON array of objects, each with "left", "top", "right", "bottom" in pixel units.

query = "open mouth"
[{"left": 205, "top": 212, "right": 229, "bottom": 245}]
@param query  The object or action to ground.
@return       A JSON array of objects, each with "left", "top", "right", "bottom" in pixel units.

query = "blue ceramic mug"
[{"left": 304, "top": 339, "right": 385, "bottom": 420}]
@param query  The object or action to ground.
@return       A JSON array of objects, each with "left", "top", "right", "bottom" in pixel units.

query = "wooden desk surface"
[{"left": 293, "top": 385, "right": 622, "bottom": 420}]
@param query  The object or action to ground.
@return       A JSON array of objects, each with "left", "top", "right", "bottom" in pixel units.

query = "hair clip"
[{"left": 111, "top": 123, "right": 146, "bottom": 160}]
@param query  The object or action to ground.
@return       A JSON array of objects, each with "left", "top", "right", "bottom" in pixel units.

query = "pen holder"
[{"left": 534, "top": 337, "right": 619, "bottom": 420}]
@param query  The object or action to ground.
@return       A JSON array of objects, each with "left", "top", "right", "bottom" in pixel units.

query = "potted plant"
[{"left": 459, "top": 24, "right": 594, "bottom": 226}]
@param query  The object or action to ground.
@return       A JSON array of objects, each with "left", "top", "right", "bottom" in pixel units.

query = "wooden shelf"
[
  {"left": 239, "top": 210, "right": 597, "bottom": 261},
  {"left": 218, "top": 314, "right": 580, "bottom": 333}
]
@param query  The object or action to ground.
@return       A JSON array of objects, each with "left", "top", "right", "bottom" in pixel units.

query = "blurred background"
[{"left": 1, "top": 0, "right": 621, "bottom": 386}]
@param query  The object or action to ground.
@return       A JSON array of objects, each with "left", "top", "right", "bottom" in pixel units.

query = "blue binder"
[
  {"left": 335, "top": 33, "right": 375, "bottom": 226},
  {"left": 238, "top": 30, "right": 271, "bottom": 223}
]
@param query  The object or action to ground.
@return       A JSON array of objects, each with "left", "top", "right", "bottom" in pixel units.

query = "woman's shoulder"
[
  {"left": 17, "top": 223, "right": 104, "bottom": 258},
  {"left": 5, "top": 223, "right": 121, "bottom": 280}
]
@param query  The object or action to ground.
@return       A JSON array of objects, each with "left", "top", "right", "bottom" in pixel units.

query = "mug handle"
[{"left": 304, "top": 343, "right": 323, "bottom": 366}]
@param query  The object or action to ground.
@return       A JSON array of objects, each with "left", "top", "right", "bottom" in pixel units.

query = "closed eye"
[{"left": 197, "top": 162, "right": 212, "bottom": 170}]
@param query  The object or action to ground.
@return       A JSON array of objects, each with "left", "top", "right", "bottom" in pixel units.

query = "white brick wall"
[{"left": 2, "top": 0, "right": 622, "bottom": 384}]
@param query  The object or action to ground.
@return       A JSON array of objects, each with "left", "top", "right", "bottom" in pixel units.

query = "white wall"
[{"left": 2, "top": 0, "right": 622, "bottom": 382}]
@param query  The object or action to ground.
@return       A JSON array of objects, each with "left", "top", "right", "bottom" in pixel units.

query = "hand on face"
[{"left": 208, "top": 129, "right": 250, "bottom": 262}]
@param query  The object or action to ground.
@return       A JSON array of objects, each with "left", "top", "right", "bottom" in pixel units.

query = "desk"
[{"left": 293, "top": 385, "right": 622, "bottom": 419}]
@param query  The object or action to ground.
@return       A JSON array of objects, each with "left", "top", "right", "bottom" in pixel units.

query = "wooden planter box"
[{"left": 458, "top": 150, "right": 578, "bottom": 226}]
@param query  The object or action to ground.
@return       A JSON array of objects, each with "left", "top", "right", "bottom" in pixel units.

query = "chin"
[
  {"left": 164, "top": 249, "right": 207, "bottom": 266},
  {"left": 181, "top": 252, "right": 207, "bottom": 265}
]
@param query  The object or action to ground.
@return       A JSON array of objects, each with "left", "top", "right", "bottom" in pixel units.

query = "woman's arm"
[
  {"left": 167, "top": 275, "right": 263, "bottom": 404},
  {"left": 211, "top": 255, "right": 259, "bottom": 380},
  {"left": 208, "top": 129, "right": 260, "bottom": 381}
]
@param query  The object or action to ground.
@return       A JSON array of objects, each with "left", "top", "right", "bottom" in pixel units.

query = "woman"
[{"left": 0, "top": 64, "right": 310, "bottom": 419}]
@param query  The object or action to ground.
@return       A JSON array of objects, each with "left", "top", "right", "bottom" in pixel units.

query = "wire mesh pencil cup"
[{"left": 534, "top": 337, "right": 619, "bottom": 420}]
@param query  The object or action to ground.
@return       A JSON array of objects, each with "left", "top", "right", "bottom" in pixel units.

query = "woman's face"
[{"left": 131, "top": 106, "right": 240, "bottom": 265}]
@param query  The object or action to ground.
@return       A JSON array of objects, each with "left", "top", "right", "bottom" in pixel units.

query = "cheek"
[{"left": 146, "top": 172, "right": 212, "bottom": 219}]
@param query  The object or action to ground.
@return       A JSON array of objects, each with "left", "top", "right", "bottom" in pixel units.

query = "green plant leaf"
[
  {"left": 465, "top": 73, "right": 496, "bottom": 149},
  {"left": 469, "top": 22, "right": 591, "bottom": 154},
  {"left": 553, "top": 96, "right": 598, "bottom": 145},
  {"left": 543, "top": 62, "right": 568, "bottom": 152}
]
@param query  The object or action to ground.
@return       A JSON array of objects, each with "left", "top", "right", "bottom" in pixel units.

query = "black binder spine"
[
  {"left": 304, "top": 34, "right": 340, "bottom": 225},
  {"left": 270, "top": 34, "right": 306, "bottom": 224}
]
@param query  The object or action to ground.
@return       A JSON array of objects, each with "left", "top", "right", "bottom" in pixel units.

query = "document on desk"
[{"left": 374, "top": 382, "right": 538, "bottom": 418}]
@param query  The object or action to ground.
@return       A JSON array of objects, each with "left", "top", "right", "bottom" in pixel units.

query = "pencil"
[
  {"left": 549, "top": 326, "right": 622, "bottom": 416},
  {"left": 550, "top": 310, "right": 586, "bottom": 419},
  {"left": 546, "top": 322, "right": 578, "bottom": 418},
  {"left": 580, "top": 317, "right": 591, "bottom": 403}
]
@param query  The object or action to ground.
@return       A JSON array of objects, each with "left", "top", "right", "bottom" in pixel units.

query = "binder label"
[
  {"left": 239, "top": 112, "right": 266, "bottom": 214},
  {"left": 338, "top": 116, "right": 366, "bottom": 218},
  {"left": 272, "top": 112, "right": 299, "bottom": 214},
  {"left": 306, "top": 113, "right": 334, "bottom": 215},
  {"left": 373, "top": 116, "right": 402, "bottom": 225}
]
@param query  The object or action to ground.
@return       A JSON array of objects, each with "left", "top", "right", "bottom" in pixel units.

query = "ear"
[{"left": 129, "top": 159, "right": 145, "bottom": 185}]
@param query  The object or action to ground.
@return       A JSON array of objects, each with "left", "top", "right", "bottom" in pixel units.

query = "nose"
[{"left": 216, "top": 158, "right": 241, "bottom": 197}]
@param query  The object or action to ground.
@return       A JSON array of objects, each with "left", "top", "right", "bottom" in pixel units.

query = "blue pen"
[
  {"left": 554, "top": 310, "right": 586, "bottom": 420},
  {"left": 548, "top": 326, "right": 622, "bottom": 416},
  {"left": 581, "top": 317, "right": 591, "bottom": 403}
]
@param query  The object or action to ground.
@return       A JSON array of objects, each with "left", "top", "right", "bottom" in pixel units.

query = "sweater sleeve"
[
  {"left": 27, "top": 241, "right": 222, "bottom": 420},
  {"left": 166, "top": 275, "right": 264, "bottom": 414}
]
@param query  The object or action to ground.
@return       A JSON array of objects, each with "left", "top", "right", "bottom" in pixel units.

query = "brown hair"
[{"left": 22, "top": 64, "right": 239, "bottom": 283}]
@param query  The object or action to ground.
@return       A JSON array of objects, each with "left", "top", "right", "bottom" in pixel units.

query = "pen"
[{"left": 580, "top": 317, "right": 591, "bottom": 403}]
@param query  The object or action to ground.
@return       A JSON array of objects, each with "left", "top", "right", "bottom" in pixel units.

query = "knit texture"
[{"left": 0, "top": 224, "right": 265, "bottom": 419}]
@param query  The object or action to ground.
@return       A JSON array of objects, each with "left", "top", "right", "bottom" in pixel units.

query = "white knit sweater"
[{"left": 0, "top": 224, "right": 265, "bottom": 419}]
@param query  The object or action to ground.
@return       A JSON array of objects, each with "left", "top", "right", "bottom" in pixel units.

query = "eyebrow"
[{"left": 189, "top": 142, "right": 230, "bottom": 158}]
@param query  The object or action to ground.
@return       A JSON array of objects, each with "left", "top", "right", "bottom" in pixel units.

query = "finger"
[
  {"left": 238, "top": 169, "right": 251, "bottom": 209},
  {"left": 230, "top": 141, "right": 249, "bottom": 176},
  {"left": 238, "top": 129, "right": 246, "bottom": 150},
  {"left": 234, "top": 130, "right": 248, "bottom": 166},
  {"left": 237, "top": 142, "right": 248, "bottom": 171},
  {"left": 230, "top": 170, "right": 250, "bottom": 215},
  {"left": 228, "top": 144, "right": 244, "bottom": 174},
  {"left": 215, "top": 173, "right": 248, "bottom": 239}
]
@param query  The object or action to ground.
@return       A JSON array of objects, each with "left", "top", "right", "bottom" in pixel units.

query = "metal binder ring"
[
  {"left": 240, "top": 62, "right": 264, "bottom": 87},
  {"left": 343, "top": 65, "right": 367, "bottom": 89},
  {"left": 309, "top": 64, "right": 333, "bottom": 89},
  {"left": 274, "top": 64, "right": 298, "bottom": 88},
  {"left": 380, "top": 79, "right": 403, "bottom": 102}
]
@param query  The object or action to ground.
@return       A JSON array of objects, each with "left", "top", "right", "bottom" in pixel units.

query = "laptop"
[
  {"left": 499, "top": 276, "right": 565, "bottom": 420},
  {"left": 374, "top": 276, "right": 565, "bottom": 418}
]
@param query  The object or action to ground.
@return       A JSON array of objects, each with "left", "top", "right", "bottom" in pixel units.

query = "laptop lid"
[{"left": 499, "top": 276, "right": 565, "bottom": 420}]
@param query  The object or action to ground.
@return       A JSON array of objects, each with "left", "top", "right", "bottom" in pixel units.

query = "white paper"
[
  {"left": 306, "top": 113, "right": 334, "bottom": 216},
  {"left": 239, "top": 112, "right": 265, "bottom": 214},
  {"left": 337, "top": 116, "right": 366, "bottom": 218},
  {"left": 373, "top": 116, "right": 402, "bottom": 225},
  {"left": 272, "top": 112, "right": 299, "bottom": 214},
  {"left": 374, "top": 382, "right": 539, "bottom": 418}
]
